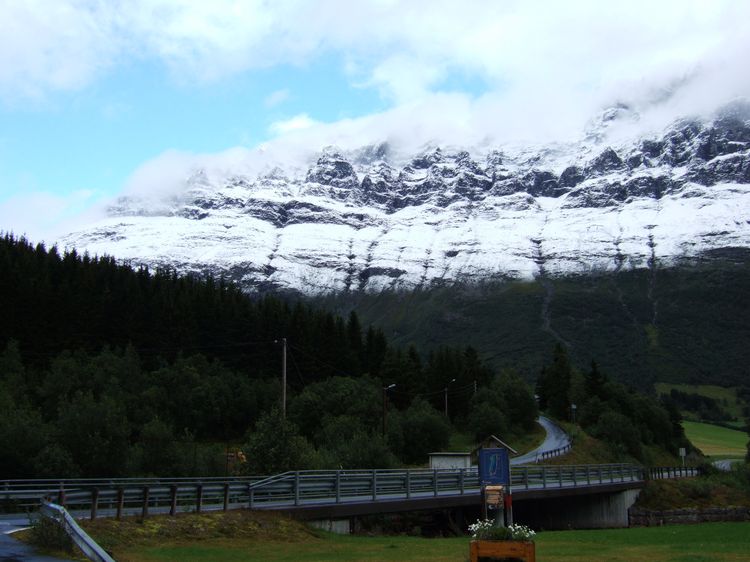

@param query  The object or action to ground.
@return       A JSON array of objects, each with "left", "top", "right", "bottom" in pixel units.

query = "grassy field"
[
  {"left": 682, "top": 420, "right": 748, "bottom": 457},
  {"left": 87, "top": 521, "right": 750, "bottom": 562},
  {"left": 655, "top": 383, "right": 746, "bottom": 425}
]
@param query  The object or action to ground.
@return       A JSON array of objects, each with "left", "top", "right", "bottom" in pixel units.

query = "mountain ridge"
[{"left": 60, "top": 100, "right": 750, "bottom": 295}]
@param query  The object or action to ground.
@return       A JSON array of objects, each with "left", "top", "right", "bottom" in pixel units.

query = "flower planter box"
[{"left": 470, "top": 539, "right": 536, "bottom": 562}]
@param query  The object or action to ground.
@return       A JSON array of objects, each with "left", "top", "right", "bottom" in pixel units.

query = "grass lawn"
[
  {"left": 682, "top": 420, "right": 748, "bottom": 457},
  {"left": 102, "top": 522, "right": 750, "bottom": 562}
]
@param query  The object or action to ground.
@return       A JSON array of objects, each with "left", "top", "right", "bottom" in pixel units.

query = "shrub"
[{"left": 29, "top": 516, "right": 73, "bottom": 553}]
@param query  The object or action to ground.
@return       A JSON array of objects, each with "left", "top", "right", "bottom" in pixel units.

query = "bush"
[
  {"left": 390, "top": 398, "right": 451, "bottom": 465},
  {"left": 29, "top": 516, "right": 73, "bottom": 553},
  {"left": 242, "top": 408, "right": 318, "bottom": 474}
]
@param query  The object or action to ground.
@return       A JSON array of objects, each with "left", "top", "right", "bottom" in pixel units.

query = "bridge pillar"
[{"left": 515, "top": 489, "right": 640, "bottom": 530}]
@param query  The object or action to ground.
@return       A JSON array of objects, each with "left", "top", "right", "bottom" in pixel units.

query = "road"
[
  {"left": 0, "top": 519, "right": 75, "bottom": 562},
  {"left": 713, "top": 458, "right": 742, "bottom": 471},
  {"left": 511, "top": 416, "right": 571, "bottom": 465}
]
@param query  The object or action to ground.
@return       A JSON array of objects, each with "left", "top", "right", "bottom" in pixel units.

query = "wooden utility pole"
[{"left": 281, "top": 337, "right": 287, "bottom": 418}]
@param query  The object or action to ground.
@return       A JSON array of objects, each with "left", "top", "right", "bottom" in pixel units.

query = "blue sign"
[{"left": 479, "top": 448, "right": 510, "bottom": 486}]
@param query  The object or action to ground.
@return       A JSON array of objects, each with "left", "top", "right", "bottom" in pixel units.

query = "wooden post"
[
  {"left": 141, "top": 486, "right": 149, "bottom": 519},
  {"left": 196, "top": 484, "right": 203, "bottom": 513},
  {"left": 223, "top": 483, "right": 230, "bottom": 512},
  {"left": 90, "top": 488, "right": 99, "bottom": 520},
  {"left": 58, "top": 485, "right": 66, "bottom": 508},
  {"left": 116, "top": 488, "right": 124, "bottom": 520},
  {"left": 170, "top": 485, "right": 178, "bottom": 516},
  {"left": 335, "top": 471, "right": 341, "bottom": 503}
]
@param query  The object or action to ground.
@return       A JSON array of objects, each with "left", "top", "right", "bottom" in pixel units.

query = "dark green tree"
[
  {"left": 536, "top": 344, "right": 572, "bottom": 420},
  {"left": 242, "top": 408, "right": 317, "bottom": 474}
]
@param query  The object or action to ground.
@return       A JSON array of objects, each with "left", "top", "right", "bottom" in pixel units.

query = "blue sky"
[
  {"left": 0, "top": 54, "right": 388, "bottom": 199},
  {"left": 1, "top": 0, "right": 748, "bottom": 241}
]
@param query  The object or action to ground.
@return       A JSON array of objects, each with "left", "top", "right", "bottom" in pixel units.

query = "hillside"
[{"left": 318, "top": 251, "right": 750, "bottom": 388}]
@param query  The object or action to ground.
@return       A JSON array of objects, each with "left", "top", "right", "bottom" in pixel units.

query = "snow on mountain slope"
[{"left": 60, "top": 101, "right": 750, "bottom": 294}]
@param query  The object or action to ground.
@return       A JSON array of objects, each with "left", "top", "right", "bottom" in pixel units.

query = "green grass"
[
  {"left": 656, "top": 383, "right": 747, "bottom": 422},
  {"left": 682, "top": 420, "right": 748, "bottom": 457},
  {"left": 535, "top": 522, "right": 750, "bottom": 562},
  {"left": 105, "top": 522, "right": 750, "bottom": 562}
]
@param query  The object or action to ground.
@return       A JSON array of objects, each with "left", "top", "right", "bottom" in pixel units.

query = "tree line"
[
  {"left": 0, "top": 234, "right": 539, "bottom": 477},
  {"left": 536, "top": 344, "right": 690, "bottom": 461}
]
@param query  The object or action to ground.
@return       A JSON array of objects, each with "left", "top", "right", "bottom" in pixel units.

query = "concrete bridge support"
[{"left": 514, "top": 489, "right": 641, "bottom": 530}]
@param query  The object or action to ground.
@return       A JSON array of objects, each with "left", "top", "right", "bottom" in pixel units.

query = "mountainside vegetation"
[
  {"left": 0, "top": 234, "right": 539, "bottom": 478},
  {"left": 535, "top": 345, "right": 689, "bottom": 463},
  {"left": 0, "top": 234, "right": 697, "bottom": 478},
  {"left": 319, "top": 250, "right": 750, "bottom": 390}
]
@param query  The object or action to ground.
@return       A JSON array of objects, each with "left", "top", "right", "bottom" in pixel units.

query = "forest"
[{"left": 0, "top": 234, "right": 686, "bottom": 478}]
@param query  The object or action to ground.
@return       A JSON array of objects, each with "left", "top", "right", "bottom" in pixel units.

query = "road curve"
[{"left": 511, "top": 416, "right": 571, "bottom": 465}]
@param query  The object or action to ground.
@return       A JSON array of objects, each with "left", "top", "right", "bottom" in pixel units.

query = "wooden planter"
[{"left": 470, "top": 539, "right": 536, "bottom": 562}]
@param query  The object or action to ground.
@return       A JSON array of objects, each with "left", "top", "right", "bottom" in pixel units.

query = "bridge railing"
[
  {"left": 510, "top": 463, "right": 645, "bottom": 490},
  {"left": 647, "top": 466, "right": 700, "bottom": 480},
  {"left": 2, "top": 463, "right": 687, "bottom": 520}
]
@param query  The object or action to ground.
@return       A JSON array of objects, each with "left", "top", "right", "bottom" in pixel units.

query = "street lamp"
[
  {"left": 382, "top": 384, "right": 396, "bottom": 437},
  {"left": 444, "top": 378, "right": 456, "bottom": 418}
]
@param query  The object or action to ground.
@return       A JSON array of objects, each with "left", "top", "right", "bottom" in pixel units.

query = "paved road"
[
  {"left": 511, "top": 416, "right": 571, "bottom": 465},
  {"left": 0, "top": 520, "right": 75, "bottom": 562},
  {"left": 713, "top": 458, "right": 742, "bottom": 471}
]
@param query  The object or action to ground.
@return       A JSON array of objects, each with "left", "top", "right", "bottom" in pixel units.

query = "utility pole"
[
  {"left": 280, "top": 338, "right": 287, "bottom": 419},
  {"left": 382, "top": 384, "right": 396, "bottom": 437},
  {"left": 444, "top": 378, "right": 456, "bottom": 418}
]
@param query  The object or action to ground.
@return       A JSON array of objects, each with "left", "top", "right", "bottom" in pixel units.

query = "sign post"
[{"left": 478, "top": 448, "right": 511, "bottom": 526}]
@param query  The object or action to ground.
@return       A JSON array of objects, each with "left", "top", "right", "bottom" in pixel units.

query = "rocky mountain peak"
[{"left": 61, "top": 101, "right": 750, "bottom": 295}]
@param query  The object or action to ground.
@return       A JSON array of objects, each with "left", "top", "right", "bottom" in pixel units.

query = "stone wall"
[{"left": 629, "top": 506, "right": 750, "bottom": 527}]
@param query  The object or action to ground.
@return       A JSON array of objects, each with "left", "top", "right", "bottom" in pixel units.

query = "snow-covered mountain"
[{"left": 60, "top": 101, "right": 750, "bottom": 294}]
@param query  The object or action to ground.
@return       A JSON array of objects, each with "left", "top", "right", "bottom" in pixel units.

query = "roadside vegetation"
[{"left": 635, "top": 464, "right": 750, "bottom": 510}]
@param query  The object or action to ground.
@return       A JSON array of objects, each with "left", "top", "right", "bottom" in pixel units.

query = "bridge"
[{"left": 2, "top": 464, "right": 697, "bottom": 531}]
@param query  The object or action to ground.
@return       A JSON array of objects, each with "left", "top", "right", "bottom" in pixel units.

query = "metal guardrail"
[
  {"left": 648, "top": 466, "right": 700, "bottom": 479},
  {"left": 40, "top": 500, "right": 115, "bottom": 562},
  {"left": 536, "top": 443, "right": 572, "bottom": 462},
  {"left": 1, "top": 464, "right": 655, "bottom": 520}
]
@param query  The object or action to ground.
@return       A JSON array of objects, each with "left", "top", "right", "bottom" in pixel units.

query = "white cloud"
[
  {"left": 2, "top": 0, "right": 748, "bottom": 112},
  {"left": 0, "top": 0, "right": 118, "bottom": 100},
  {"left": 0, "top": 189, "right": 102, "bottom": 243},
  {"left": 268, "top": 113, "right": 320, "bottom": 136},
  {"left": 264, "top": 88, "right": 290, "bottom": 108}
]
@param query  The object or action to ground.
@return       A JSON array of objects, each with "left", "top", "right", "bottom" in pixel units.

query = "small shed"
[{"left": 428, "top": 452, "right": 472, "bottom": 469}]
